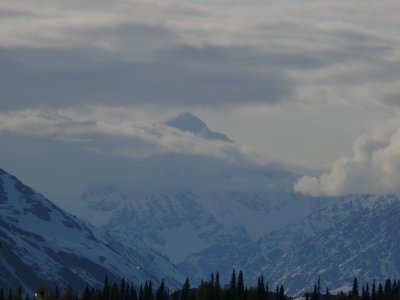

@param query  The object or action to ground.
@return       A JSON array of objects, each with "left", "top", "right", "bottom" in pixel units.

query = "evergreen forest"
[{"left": 2, "top": 271, "right": 400, "bottom": 300}]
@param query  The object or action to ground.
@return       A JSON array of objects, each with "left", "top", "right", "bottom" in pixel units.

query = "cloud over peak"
[{"left": 0, "top": 108, "right": 242, "bottom": 162}]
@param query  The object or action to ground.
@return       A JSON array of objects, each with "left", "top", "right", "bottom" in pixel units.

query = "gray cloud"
[
  {"left": 383, "top": 93, "right": 400, "bottom": 107},
  {"left": 0, "top": 45, "right": 294, "bottom": 110},
  {"left": 1, "top": 0, "right": 400, "bottom": 111}
]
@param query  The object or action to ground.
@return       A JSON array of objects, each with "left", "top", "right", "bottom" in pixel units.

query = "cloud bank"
[
  {"left": 0, "top": 108, "right": 244, "bottom": 162},
  {"left": 295, "top": 117, "right": 400, "bottom": 196},
  {"left": 1, "top": 0, "right": 400, "bottom": 111}
]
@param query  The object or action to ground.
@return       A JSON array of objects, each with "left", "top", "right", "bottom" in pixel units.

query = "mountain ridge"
[
  {"left": 77, "top": 183, "right": 400, "bottom": 295},
  {"left": 0, "top": 168, "right": 184, "bottom": 292}
]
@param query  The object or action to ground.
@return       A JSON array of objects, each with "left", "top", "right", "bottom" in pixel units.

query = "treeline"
[
  {"left": 1, "top": 271, "right": 400, "bottom": 300},
  {"left": 327, "top": 277, "right": 400, "bottom": 300}
]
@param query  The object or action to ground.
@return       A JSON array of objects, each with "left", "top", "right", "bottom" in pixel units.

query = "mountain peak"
[
  {"left": 166, "top": 111, "right": 208, "bottom": 133},
  {"left": 165, "top": 112, "right": 233, "bottom": 143}
]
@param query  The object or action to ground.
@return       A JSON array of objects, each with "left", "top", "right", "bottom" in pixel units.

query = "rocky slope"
[{"left": 0, "top": 168, "right": 184, "bottom": 292}]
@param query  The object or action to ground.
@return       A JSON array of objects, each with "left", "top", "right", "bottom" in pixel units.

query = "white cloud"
[{"left": 294, "top": 116, "right": 400, "bottom": 196}]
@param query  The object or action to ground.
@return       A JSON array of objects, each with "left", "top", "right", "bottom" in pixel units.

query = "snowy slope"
[
  {"left": 179, "top": 194, "right": 400, "bottom": 295},
  {"left": 79, "top": 187, "right": 317, "bottom": 261},
  {"left": 252, "top": 194, "right": 400, "bottom": 295},
  {"left": 62, "top": 114, "right": 400, "bottom": 295},
  {"left": 76, "top": 178, "right": 400, "bottom": 295},
  {"left": 0, "top": 168, "right": 184, "bottom": 292}
]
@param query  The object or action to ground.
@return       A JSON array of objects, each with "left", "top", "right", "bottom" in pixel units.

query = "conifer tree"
[
  {"left": 365, "top": 283, "right": 370, "bottom": 300},
  {"left": 213, "top": 272, "right": 221, "bottom": 300},
  {"left": 279, "top": 285, "right": 284, "bottom": 300},
  {"left": 352, "top": 277, "right": 359, "bottom": 298},
  {"left": 384, "top": 278, "right": 392, "bottom": 298},
  {"left": 36, "top": 283, "right": 46, "bottom": 300},
  {"left": 110, "top": 283, "right": 120, "bottom": 300},
  {"left": 138, "top": 285, "right": 143, "bottom": 300},
  {"left": 16, "top": 287, "right": 22, "bottom": 300},
  {"left": 0, "top": 288, "right": 3, "bottom": 300},
  {"left": 371, "top": 280, "right": 376, "bottom": 300},
  {"left": 172, "top": 291, "right": 179, "bottom": 300},
  {"left": 237, "top": 271, "right": 245, "bottom": 300},
  {"left": 377, "top": 283, "right": 383, "bottom": 300},
  {"left": 148, "top": 281, "right": 153, "bottom": 300},
  {"left": 82, "top": 285, "right": 91, "bottom": 300},
  {"left": 230, "top": 270, "right": 237, "bottom": 294},
  {"left": 196, "top": 281, "right": 214, "bottom": 300},
  {"left": 181, "top": 278, "right": 191, "bottom": 300},
  {"left": 312, "top": 285, "right": 318, "bottom": 300},
  {"left": 61, "top": 286, "right": 73, "bottom": 300},
  {"left": 215, "top": 272, "right": 221, "bottom": 300},
  {"left": 142, "top": 281, "right": 152, "bottom": 300},
  {"left": 156, "top": 280, "right": 169, "bottom": 300},
  {"left": 362, "top": 286, "right": 367, "bottom": 300},
  {"left": 325, "top": 287, "right": 331, "bottom": 300},
  {"left": 130, "top": 284, "right": 138, "bottom": 300},
  {"left": 55, "top": 286, "right": 61, "bottom": 300},
  {"left": 257, "top": 276, "right": 266, "bottom": 300},
  {"left": 120, "top": 279, "right": 126, "bottom": 300},
  {"left": 392, "top": 280, "right": 398, "bottom": 295},
  {"left": 103, "top": 275, "right": 110, "bottom": 300},
  {"left": 394, "top": 280, "right": 399, "bottom": 294},
  {"left": 337, "top": 291, "right": 346, "bottom": 300}
]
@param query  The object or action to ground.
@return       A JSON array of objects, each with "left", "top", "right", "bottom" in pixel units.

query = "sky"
[{"left": 1, "top": 0, "right": 400, "bottom": 200}]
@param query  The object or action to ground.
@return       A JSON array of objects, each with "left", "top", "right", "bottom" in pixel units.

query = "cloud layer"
[
  {"left": 295, "top": 117, "right": 400, "bottom": 196},
  {"left": 0, "top": 108, "right": 244, "bottom": 162},
  {"left": 1, "top": 0, "right": 400, "bottom": 110}
]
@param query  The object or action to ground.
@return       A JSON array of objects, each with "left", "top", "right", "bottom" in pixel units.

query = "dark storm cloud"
[
  {"left": 382, "top": 94, "right": 400, "bottom": 107},
  {"left": 2, "top": 15, "right": 397, "bottom": 111},
  {"left": 1, "top": 1, "right": 400, "bottom": 111},
  {"left": 0, "top": 45, "right": 294, "bottom": 110},
  {"left": 0, "top": 8, "right": 33, "bottom": 18}
]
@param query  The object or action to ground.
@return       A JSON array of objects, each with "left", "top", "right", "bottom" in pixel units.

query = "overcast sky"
[{"left": 1, "top": 0, "right": 400, "bottom": 199}]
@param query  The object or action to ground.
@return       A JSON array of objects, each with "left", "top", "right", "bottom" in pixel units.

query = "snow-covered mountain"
[
  {"left": 165, "top": 111, "right": 233, "bottom": 143},
  {"left": 254, "top": 194, "right": 400, "bottom": 294},
  {"left": 22, "top": 113, "right": 399, "bottom": 295},
  {"left": 80, "top": 188, "right": 317, "bottom": 262},
  {"left": 78, "top": 184, "right": 400, "bottom": 295},
  {"left": 0, "top": 168, "right": 184, "bottom": 292}
]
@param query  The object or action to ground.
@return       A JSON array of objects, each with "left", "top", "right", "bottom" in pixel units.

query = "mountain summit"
[{"left": 165, "top": 112, "right": 233, "bottom": 143}]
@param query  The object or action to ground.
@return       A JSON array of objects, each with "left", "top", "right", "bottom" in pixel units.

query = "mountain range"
[{"left": 1, "top": 112, "right": 400, "bottom": 295}]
